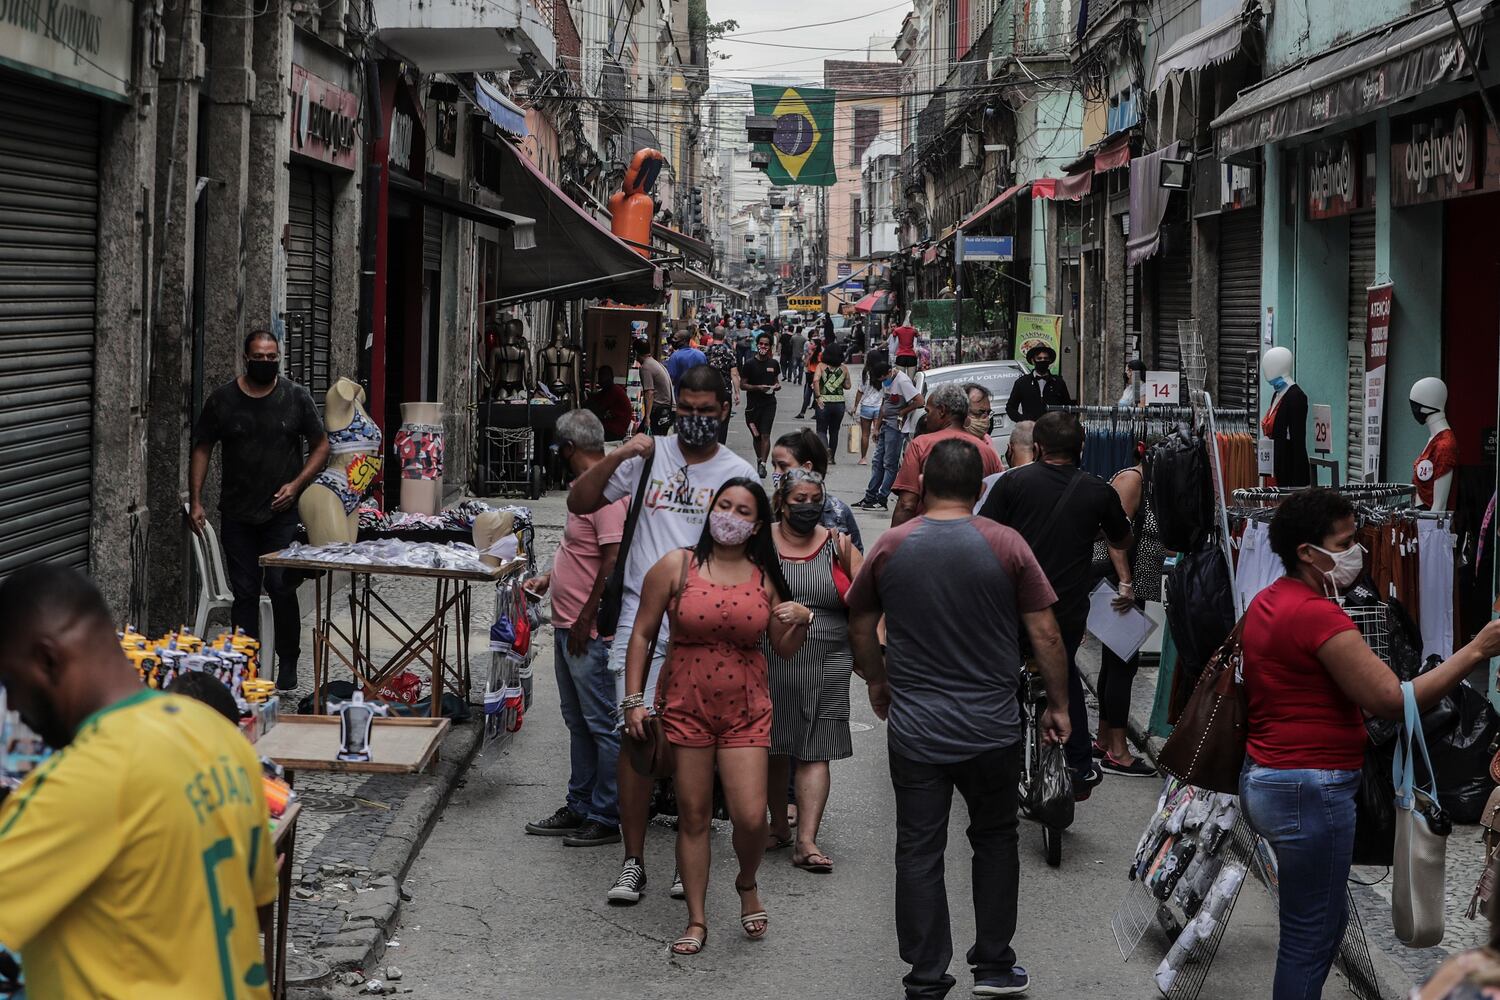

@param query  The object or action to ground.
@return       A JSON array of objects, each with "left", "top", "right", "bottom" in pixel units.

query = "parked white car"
[{"left": 914, "top": 360, "right": 1029, "bottom": 457}]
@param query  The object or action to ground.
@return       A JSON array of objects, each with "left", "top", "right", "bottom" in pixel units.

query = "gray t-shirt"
[
  {"left": 639, "top": 356, "right": 673, "bottom": 407},
  {"left": 847, "top": 515, "right": 1057, "bottom": 764}
]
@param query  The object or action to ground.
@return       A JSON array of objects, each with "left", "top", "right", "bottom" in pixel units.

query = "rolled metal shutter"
[
  {"left": 286, "top": 167, "right": 334, "bottom": 407},
  {"left": 0, "top": 73, "right": 99, "bottom": 576},
  {"left": 1347, "top": 212, "right": 1376, "bottom": 481},
  {"left": 1217, "top": 209, "right": 1262, "bottom": 410},
  {"left": 1125, "top": 262, "right": 1139, "bottom": 359},
  {"left": 1153, "top": 225, "right": 1192, "bottom": 375},
  {"left": 422, "top": 177, "right": 444, "bottom": 271}
]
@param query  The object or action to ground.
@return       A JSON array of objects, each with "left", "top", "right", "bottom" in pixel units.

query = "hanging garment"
[
  {"left": 1233, "top": 520, "right": 1282, "bottom": 610},
  {"left": 1417, "top": 519, "right": 1456, "bottom": 661}
]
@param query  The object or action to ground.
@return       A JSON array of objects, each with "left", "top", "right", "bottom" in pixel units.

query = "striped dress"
[{"left": 766, "top": 534, "right": 854, "bottom": 762}]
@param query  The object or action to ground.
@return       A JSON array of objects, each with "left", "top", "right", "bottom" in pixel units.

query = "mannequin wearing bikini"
[
  {"left": 1410, "top": 377, "right": 1457, "bottom": 512},
  {"left": 490, "top": 317, "right": 531, "bottom": 399},
  {"left": 539, "top": 317, "right": 581, "bottom": 401},
  {"left": 300, "top": 378, "right": 383, "bottom": 544}
]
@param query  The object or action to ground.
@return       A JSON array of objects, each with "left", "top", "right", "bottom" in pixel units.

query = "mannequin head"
[
  {"left": 1262, "top": 347, "right": 1294, "bottom": 390},
  {"left": 550, "top": 317, "right": 567, "bottom": 345},
  {"left": 503, "top": 317, "right": 525, "bottom": 344},
  {"left": 1409, "top": 376, "right": 1448, "bottom": 426},
  {"left": 326, "top": 378, "right": 365, "bottom": 421}
]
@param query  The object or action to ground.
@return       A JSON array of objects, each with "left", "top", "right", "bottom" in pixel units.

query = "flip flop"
[
  {"left": 671, "top": 923, "right": 708, "bottom": 956},
  {"left": 766, "top": 834, "right": 794, "bottom": 851},
  {"left": 792, "top": 852, "right": 834, "bottom": 874},
  {"left": 735, "top": 881, "right": 769, "bottom": 940}
]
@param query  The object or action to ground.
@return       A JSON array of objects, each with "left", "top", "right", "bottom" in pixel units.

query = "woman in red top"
[
  {"left": 623, "top": 479, "right": 810, "bottom": 957},
  {"left": 1242, "top": 489, "right": 1500, "bottom": 999}
]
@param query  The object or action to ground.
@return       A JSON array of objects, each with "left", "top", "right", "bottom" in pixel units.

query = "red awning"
[
  {"left": 958, "top": 182, "right": 1027, "bottom": 231},
  {"left": 1094, "top": 135, "right": 1132, "bottom": 173},
  {"left": 1031, "top": 173, "right": 1093, "bottom": 201},
  {"left": 854, "top": 291, "right": 894, "bottom": 313}
]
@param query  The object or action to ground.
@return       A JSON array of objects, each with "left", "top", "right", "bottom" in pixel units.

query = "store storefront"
[{"left": 0, "top": 0, "right": 134, "bottom": 577}]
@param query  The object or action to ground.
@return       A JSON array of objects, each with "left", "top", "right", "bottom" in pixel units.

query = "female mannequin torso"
[{"left": 300, "top": 378, "right": 383, "bottom": 544}]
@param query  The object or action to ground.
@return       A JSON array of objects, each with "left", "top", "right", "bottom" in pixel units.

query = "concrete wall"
[{"left": 1262, "top": 0, "right": 1416, "bottom": 74}]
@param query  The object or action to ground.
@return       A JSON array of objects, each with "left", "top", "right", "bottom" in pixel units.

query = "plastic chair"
[{"left": 184, "top": 504, "right": 274, "bottom": 659}]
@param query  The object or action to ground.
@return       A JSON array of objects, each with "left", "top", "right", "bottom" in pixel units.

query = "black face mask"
[
  {"left": 784, "top": 501, "right": 824, "bottom": 535},
  {"left": 1411, "top": 399, "right": 1439, "bottom": 426},
  {"left": 246, "top": 359, "right": 279, "bottom": 387},
  {"left": 1033, "top": 361, "right": 1052, "bottom": 376}
]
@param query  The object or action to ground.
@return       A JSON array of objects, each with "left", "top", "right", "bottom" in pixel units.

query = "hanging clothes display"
[{"left": 1418, "top": 518, "right": 1456, "bottom": 661}]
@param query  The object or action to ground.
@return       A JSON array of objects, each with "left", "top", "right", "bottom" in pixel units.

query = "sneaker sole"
[
  {"left": 524, "top": 826, "right": 581, "bottom": 836},
  {"left": 670, "top": 885, "right": 686, "bottom": 900},
  {"left": 1100, "top": 765, "right": 1157, "bottom": 778},
  {"left": 973, "top": 985, "right": 1030, "bottom": 997},
  {"left": 563, "top": 833, "right": 623, "bottom": 847},
  {"left": 606, "top": 887, "right": 643, "bottom": 904}
]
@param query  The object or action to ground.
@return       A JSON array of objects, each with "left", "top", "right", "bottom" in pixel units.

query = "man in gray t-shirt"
[{"left": 848, "top": 437, "right": 1069, "bottom": 999}]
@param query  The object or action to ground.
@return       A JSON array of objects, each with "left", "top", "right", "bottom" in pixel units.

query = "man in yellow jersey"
[{"left": 0, "top": 565, "right": 279, "bottom": 1000}]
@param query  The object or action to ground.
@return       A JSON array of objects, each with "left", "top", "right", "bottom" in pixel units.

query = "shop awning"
[
  {"left": 1094, "top": 134, "right": 1133, "bottom": 172},
  {"left": 1031, "top": 173, "right": 1093, "bottom": 201},
  {"left": 1128, "top": 141, "right": 1182, "bottom": 265},
  {"left": 957, "top": 182, "right": 1028, "bottom": 231},
  {"left": 1213, "top": 0, "right": 1494, "bottom": 158},
  {"left": 474, "top": 77, "right": 528, "bottom": 138},
  {"left": 1152, "top": 6, "right": 1257, "bottom": 91},
  {"left": 653, "top": 223, "right": 714, "bottom": 264},
  {"left": 480, "top": 138, "right": 663, "bottom": 306},
  {"left": 821, "top": 261, "right": 874, "bottom": 292},
  {"left": 389, "top": 173, "right": 537, "bottom": 247},
  {"left": 668, "top": 267, "right": 748, "bottom": 300},
  {"left": 853, "top": 291, "right": 895, "bottom": 313}
]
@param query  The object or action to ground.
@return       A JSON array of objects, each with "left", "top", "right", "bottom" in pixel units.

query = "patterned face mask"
[
  {"left": 709, "top": 510, "right": 756, "bottom": 546},
  {"left": 676, "top": 413, "right": 721, "bottom": 448}
]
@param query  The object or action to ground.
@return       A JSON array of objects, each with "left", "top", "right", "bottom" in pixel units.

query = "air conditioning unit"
[{"left": 959, "top": 133, "right": 981, "bottom": 169}]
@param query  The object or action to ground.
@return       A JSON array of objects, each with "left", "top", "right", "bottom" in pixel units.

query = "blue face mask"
[{"left": 1269, "top": 375, "right": 1288, "bottom": 391}]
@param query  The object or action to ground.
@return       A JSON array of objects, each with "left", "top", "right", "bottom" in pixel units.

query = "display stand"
[{"left": 483, "top": 568, "right": 540, "bottom": 746}]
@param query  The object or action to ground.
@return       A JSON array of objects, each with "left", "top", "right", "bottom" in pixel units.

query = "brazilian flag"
[{"left": 752, "top": 85, "right": 837, "bottom": 187}]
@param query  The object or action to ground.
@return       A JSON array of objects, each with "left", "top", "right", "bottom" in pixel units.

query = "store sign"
[
  {"left": 1392, "top": 102, "right": 1481, "bottom": 205},
  {"left": 1144, "top": 371, "right": 1180, "bottom": 405},
  {"left": 290, "top": 65, "right": 359, "bottom": 170},
  {"left": 0, "top": 0, "right": 133, "bottom": 100},
  {"left": 962, "top": 235, "right": 1015, "bottom": 262},
  {"left": 788, "top": 296, "right": 822, "bottom": 311},
  {"left": 837, "top": 262, "right": 851, "bottom": 277},
  {"left": 1015, "top": 313, "right": 1062, "bottom": 369},
  {"left": 1312, "top": 404, "right": 1333, "bottom": 454},
  {"left": 1363, "top": 283, "right": 1394, "bottom": 481},
  {"left": 1305, "top": 136, "right": 1360, "bottom": 219},
  {"left": 389, "top": 111, "right": 415, "bottom": 172}
]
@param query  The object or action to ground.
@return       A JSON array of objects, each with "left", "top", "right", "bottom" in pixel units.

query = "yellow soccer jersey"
[{"left": 0, "top": 689, "right": 278, "bottom": 1000}]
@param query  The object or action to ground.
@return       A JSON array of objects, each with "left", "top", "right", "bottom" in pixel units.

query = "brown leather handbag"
[
  {"left": 623, "top": 552, "right": 691, "bottom": 780},
  {"left": 1158, "top": 619, "right": 1248, "bottom": 794}
]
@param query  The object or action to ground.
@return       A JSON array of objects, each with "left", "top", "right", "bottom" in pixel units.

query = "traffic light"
[
  {"left": 745, "top": 115, "right": 776, "bottom": 143},
  {"left": 689, "top": 187, "right": 703, "bottom": 230}
]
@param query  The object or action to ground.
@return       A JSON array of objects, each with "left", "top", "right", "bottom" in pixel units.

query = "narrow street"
[{"left": 383, "top": 419, "right": 1315, "bottom": 1000}]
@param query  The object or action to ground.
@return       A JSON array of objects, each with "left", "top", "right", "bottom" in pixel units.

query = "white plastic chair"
[{"left": 185, "top": 503, "right": 274, "bottom": 657}]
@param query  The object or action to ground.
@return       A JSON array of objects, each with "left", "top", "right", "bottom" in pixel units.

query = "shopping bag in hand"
[{"left": 1031, "top": 741, "right": 1075, "bottom": 830}]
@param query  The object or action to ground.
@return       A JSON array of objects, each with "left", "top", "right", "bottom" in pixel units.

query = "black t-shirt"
[
  {"left": 740, "top": 357, "right": 780, "bottom": 403},
  {"left": 978, "top": 460, "right": 1130, "bottom": 630},
  {"left": 194, "top": 378, "right": 326, "bottom": 524}
]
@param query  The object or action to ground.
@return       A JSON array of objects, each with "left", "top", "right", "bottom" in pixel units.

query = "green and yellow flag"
[{"left": 752, "top": 85, "right": 837, "bottom": 187}]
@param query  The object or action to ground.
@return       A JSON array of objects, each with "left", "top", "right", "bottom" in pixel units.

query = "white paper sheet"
[{"left": 1086, "top": 580, "right": 1159, "bottom": 661}]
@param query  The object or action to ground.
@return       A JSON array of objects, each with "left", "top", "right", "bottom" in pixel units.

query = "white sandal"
[
  {"left": 735, "top": 881, "right": 769, "bottom": 940},
  {"left": 671, "top": 922, "right": 708, "bottom": 956}
]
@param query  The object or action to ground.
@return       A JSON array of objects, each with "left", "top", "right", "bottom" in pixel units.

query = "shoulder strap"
[
  {"left": 648, "top": 548, "right": 692, "bottom": 713},
  {"left": 613, "top": 447, "right": 656, "bottom": 569},
  {"left": 1036, "top": 467, "right": 1086, "bottom": 539}
]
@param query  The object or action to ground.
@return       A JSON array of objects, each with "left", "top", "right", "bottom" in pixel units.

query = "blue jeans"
[
  {"left": 1239, "top": 762, "right": 1360, "bottom": 1000},
  {"left": 864, "top": 423, "right": 906, "bottom": 502},
  {"left": 554, "top": 628, "right": 620, "bottom": 826}
]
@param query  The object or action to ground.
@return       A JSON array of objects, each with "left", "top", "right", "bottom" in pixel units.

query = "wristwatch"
[{"left": 806, "top": 611, "right": 816, "bottom": 627}]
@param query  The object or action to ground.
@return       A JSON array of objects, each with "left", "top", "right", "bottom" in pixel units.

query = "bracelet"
[
  {"left": 1119, "top": 582, "right": 1134, "bottom": 591},
  {"left": 620, "top": 693, "right": 646, "bottom": 710}
]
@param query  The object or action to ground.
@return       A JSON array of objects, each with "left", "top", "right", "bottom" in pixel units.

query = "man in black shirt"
[
  {"left": 189, "top": 330, "right": 329, "bottom": 690},
  {"left": 1004, "top": 344, "right": 1073, "bottom": 423},
  {"left": 979, "top": 412, "right": 1131, "bottom": 795},
  {"left": 740, "top": 331, "right": 782, "bottom": 477}
]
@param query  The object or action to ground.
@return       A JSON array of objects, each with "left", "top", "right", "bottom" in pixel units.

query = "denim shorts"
[{"left": 859, "top": 403, "right": 879, "bottom": 420}]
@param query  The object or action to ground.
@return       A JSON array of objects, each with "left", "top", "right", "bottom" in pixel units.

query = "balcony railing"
[
  {"left": 917, "top": 91, "right": 946, "bottom": 154},
  {"left": 997, "top": 0, "right": 1075, "bottom": 60},
  {"left": 601, "top": 53, "right": 629, "bottom": 123}
]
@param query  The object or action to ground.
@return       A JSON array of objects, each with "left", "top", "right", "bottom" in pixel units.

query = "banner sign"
[
  {"left": 1363, "top": 283, "right": 1394, "bottom": 480},
  {"left": 751, "top": 85, "right": 837, "bottom": 186},
  {"left": 1015, "top": 313, "right": 1062, "bottom": 369},
  {"left": 291, "top": 65, "right": 360, "bottom": 170},
  {"left": 1306, "top": 134, "right": 1361, "bottom": 219},
  {"left": 1391, "top": 101, "right": 1482, "bottom": 205},
  {"left": 962, "top": 235, "right": 1015, "bottom": 262}
]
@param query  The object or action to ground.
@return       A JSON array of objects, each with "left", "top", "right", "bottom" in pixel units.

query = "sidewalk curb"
[{"left": 310, "top": 718, "right": 484, "bottom": 976}]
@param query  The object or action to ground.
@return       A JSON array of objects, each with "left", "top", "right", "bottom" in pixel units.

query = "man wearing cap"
[{"left": 1005, "top": 344, "right": 1073, "bottom": 423}]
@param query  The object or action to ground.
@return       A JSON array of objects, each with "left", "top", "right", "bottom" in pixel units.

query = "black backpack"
[{"left": 1148, "top": 428, "right": 1213, "bottom": 554}]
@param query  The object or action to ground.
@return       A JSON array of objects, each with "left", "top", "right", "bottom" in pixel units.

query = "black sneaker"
[
  {"left": 275, "top": 660, "right": 299, "bottom": 692},
  {"left": 607, "top": 857, "right": 647, "bottom": 904},
  {"left": 1073, "top": 764, "right": 1105, "bottom": 802},
  {"left": 670, "top": 866, "right": 685, "bottom": 900},
  {"left": 1100, "top": 754, "right": 1157, "bottom": 778},
  {"left": 852, "top": 497, "right": 887, "bottom": 511},
  {"left": 758, "top": 461, "right": 768, "bottom": 479},
  {"left": 525, "top": 806, "right": 583, "bottom": 836},
  {"left": 973, "top": 966, "right": 1031, "bottom": 996},
  {"left": 563, "top": 820, "right": 622, "bottom": 847}
]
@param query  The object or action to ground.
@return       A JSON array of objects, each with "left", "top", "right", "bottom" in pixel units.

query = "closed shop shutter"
[
  {"left": 1153, "top": 226, "right": 1192, "bottom": 375},
  {"left": 1347, "top": 212, "right": 1376, "bottom": 481},
  {"left": 422, "top": 177, "right": 444, "bottom": 271},
  {"left": 286, "top": 166, "right": 334, "bottom": 407},
  {"left": 1217, "top": 208, "right": 1262, "bottom": 410},
  {"left": 0, "top": 72, "right": 99, "bottom": 576}
]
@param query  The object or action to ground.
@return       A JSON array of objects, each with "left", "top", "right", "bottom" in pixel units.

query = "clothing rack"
[
  {"left": 1231, "top": 483, "right": 1416, "bottom": 506},
  {"left": 1048, "top": 404, "right": 1253, "bottom": 425}
]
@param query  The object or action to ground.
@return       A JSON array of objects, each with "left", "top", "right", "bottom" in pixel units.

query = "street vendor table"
[
  {"left": 259, "top": 551, "right": 506, "bottom": 716},
  {"left": 267, "top": 801, "right": 301, "bottom": 1000}
]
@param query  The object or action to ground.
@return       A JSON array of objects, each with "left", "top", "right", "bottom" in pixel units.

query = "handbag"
[
  {"left": 1467, "top": 786, "right": 1500, "bottom": 919},
  {"left": 1156, "top": 619, "right": 1247, "bottom": 794},
  {"left": 595, "top": 448, "right": 656, "bottom": 637},
  {"left": 623, "top": 552, "right": 691, "bottom": 780},
  {"left": 1392, "top": 679, "right": 1452, "bottom": 948},
  {"left": 1352, "top": 741, "right": 1396, "bottom": 866}
]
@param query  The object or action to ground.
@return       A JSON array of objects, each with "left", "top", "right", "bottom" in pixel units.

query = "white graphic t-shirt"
[{"left": 604, "top": 436, "right": 756, "bottom": 635}]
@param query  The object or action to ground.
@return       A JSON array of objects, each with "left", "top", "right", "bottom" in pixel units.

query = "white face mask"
[{"left": 1310, "top": 542, "right": 1365, "bottom": 594}]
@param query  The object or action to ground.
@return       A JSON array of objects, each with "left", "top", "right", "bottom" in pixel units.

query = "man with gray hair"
[
  {"left": 975, "top": 420, "right": 1034, "bottom": 513},
  {"left": 522, "top": 409, "right": 627, "bottom": 847},
  {"left": 890, "top": 381, "right": 1002, "bottom": 526}
]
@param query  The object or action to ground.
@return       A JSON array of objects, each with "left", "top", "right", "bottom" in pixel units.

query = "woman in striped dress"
[{"left": 765, "top": 468, "right": 862, "bottom": 873}]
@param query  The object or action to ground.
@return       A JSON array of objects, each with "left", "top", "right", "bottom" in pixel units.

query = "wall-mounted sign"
[
  {"left": 290, "top": 65, "right": 359, "bottom": 170},
  {"left": 1363, "top": 283, "right": 1394, "bottom": 480},
  {"left": 962, "top": 235, "right": 1015, "bottom": 262},
  {"left": 788, "top": 296, "right": 822, "bottom": 311},
  {"left": 434, "top": 100, "right": 458, "bottom": 156},
  {"left": 389, "top": 111, "right": 415, "bottom": 172},
  {"left": 837, "top": 262, "right": 851, "bottom": 277},
  {"left": 1306, "top": 135, "right": 1360, "bottom": 219},
  {"left": 1391, "top": 101, "right": 1482, "bottom": 205},
  {"left": 0, "top": 0, "right": 133, "bottom": 100}
]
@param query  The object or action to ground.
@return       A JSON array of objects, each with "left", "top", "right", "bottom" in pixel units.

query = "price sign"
[
  {"left": 1144, "top": 371, "right": 1180, "bottom": 405},
  {"left": 1312, "top": 403, "right": 1333, "bottom": 454},
  {"left": 1258, "top": 436, "right": 1274, "bottom": 476}
]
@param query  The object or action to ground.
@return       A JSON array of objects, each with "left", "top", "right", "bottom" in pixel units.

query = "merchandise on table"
[
  {"left": 277, "top": 539, "right": 500, "bottom": 573},
  {"left": 118, "top": 625, "right": 262, "bottom": 704}
]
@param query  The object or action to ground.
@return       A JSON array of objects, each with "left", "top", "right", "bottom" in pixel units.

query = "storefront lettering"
[
  {"left": 290, "top": 65, "right": 359, "bottom": 169},
  {"left": 1306, "top": 140, "right": 1358, "bottom": 219},
  {"left": 0, "top": 0, "right": 129, "bottom": 98},
  {"left": 389, "top": 111, "right": 413, "bottom": 172},
  {"left": 1403, "top": 107, "right": 1473, "bottom": 193},
  {"left": 0, "top": 0, "right": 103, "bottom": 63}
]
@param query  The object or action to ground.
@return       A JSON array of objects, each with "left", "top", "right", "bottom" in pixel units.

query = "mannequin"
[
  {"left": 1261, "top": 347, "right": 1310, "bottom": 487},
  {"left": 1410, "top": 377, "right": 1457, "bottom": 511},
  {"left": 489, "top": 316, "right": 531, "bottom": 398},
  {"left": 539, "top": 316, "right": 581, "bottom": 401},
  {"left": 473, "top": 508, "right": 518, "bottom": 568},
  {"left": 301, "top": 378, "right": 382, "bottom": 544},
  {"left": 393, "top": 401, "right": 444, "bottom": 515}
]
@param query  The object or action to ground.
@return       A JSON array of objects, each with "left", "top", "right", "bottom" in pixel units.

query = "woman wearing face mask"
[
  {"left": 763, "top": 469, "right": 862, "bottom": 873},
  {"left": 810, "top": 343, "right": 852, "bottom": 462},
  {"left": 770, "top": 429, "right": 862, "bottom": 551},
  {"left": 623, "top": 479, "right": 810, "bottom": 957},
  {"left": 1242, "top": 489, "right": 1500, "bottom": 999}
]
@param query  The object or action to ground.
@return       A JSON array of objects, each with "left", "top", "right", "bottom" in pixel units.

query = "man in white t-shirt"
[
  {"left": 567, "top": 363, "right": 755, "bottom": 906},
  {"left": 854, "top": 356, "right": 923, "bottom": 511}
]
